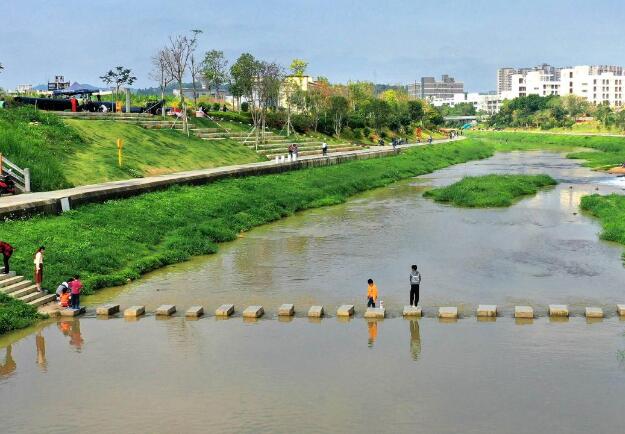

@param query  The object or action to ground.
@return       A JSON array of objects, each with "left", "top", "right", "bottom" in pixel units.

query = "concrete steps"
[
  {"left": 0, "top": 273, "right": 56, "bottom": 309},
  {"left": 265, "top": 146, "right": 362, "bottom": 160}
]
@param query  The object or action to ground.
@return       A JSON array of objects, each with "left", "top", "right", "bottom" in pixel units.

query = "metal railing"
[{"left": 0, "top": 153, "right": 31, "bottom": 193}]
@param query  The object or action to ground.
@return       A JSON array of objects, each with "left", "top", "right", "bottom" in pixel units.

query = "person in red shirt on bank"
[
  {"left": 69, "top": 275, "right": 83, "bottom": 309},
  {"left": 0, "top": 241, "right": 13, "bottom": 275}
]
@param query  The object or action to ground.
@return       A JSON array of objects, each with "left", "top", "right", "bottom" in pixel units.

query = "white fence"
[{"left": 0, "top": 153, "right": 31, "bottom": 193}]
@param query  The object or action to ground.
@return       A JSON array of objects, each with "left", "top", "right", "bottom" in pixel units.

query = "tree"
[
  {"left": 162, "top": 33, "right": 197, "bottom": 134},
  {"left": 149, "top": 49, "right": 174, "bottom": 117},
  {"left": 253, "top": 61, "right": 284, "bottom": 146},
  {"left": 202, "top": 50, "right": 229, "bottom": 100},
  {"left": 99, "top": 66, "right": 137, "bottom": 101},
  {"left": 408, "top": 100, "right": 425, "bottom": 123},
  {"left": 561, "top": 94, "right": 589, "bottom": 118},
  {"left": 189, "top": 29, "right": 203, "bottom": 108},
  {"left": 230, "top": 53, "right": 256, "bottom": 111},
  {"left": 289, "top": 59, "right": 308, "bottom": 77},
  {"left": 329, "top": 95, "right": 349, "bottom": 136}
]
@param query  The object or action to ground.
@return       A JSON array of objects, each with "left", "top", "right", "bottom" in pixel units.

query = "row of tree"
[{"left": 488, "top": 94, "right": 625, "bottom": 130}]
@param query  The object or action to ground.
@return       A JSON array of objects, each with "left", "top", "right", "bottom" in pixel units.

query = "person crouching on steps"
[
  {"left": 410, "top": 264, "right": 421, "bottom": 307},
  {"left": 367, "top": 279, "right": 378, "bottom": 308}
]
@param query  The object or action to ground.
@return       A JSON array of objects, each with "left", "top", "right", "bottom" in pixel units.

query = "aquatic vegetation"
[
  {"left": 580, "top": 194, "right": 625, "bottom": 264},
  {"left": 423, "top": 174, "right": 557, "bottom": 207}
]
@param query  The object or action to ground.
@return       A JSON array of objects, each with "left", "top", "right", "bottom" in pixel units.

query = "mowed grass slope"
[
  {"left": 424, "top": 174, "right": 557, "bottom": 207},
  {"left": 64, "top": 119, "right": 261, "bottom": 185},
  {"left": 0, "top": 107, "right": 261, "bottom": 191}
]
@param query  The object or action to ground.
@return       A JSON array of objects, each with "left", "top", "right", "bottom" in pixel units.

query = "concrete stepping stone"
[
  {"left": 514, "top": 306, "right": 534, "bottom": 318},
  {"left": 585, "top": 307, "right": 603, "bottom": 318},
  {"left": 278, "top": 304, "right": 295, "bottom": 316},
  {"left": 403, "top": 306, "right": 422, "bottom": 317},
  {"left": 96, "top": 304, "right": 120, "bottom": 316},
  {"left": 308, "top": 305, "right": 324, "bottom": 318},
  {"left": 617, "top": 304, "right": 625, "bottom": 317},
  {"left": 438, "top": 307, "right": 458, "bottom": 318},
  {"left": 124, "top": 306, "right": 145, "bottom": 317},
  {"left": 215, "top": 304, "right": 234, "bottom": 317},
  {"left": 243, "top": 305, "right": 264, "bottom": 318},
  {"left": 477, "top": 304, "right": 497, "bottom": 317},
  {"left": 548, "top": 304, "right": 569, "bottom": 317},
  {"left": 364, "top": 307, "right": 385, "bottom": 319},
  {"left": 336, "top": 304, "right": 355, "bottom": 317},
  {"left": 60, "top": 307, "right": 85, "bottom": 317},
  {"left": 155, "top": 304, "right": 176, "bottom": 316},
  {"left": 185, "top": 306, "right": 204, "bottom": 318}
]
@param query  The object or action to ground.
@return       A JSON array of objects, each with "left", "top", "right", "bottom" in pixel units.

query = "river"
[{"left": 1, "top": 151, "right": 625, "bottom": 433}]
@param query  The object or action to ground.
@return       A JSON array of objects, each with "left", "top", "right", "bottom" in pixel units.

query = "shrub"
[{"left": 241, "top": 102, "right": 249, "bottom": 112}]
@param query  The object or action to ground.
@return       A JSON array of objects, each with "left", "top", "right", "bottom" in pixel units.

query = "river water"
[{"left": 2, "top": 151, "right": 625, "bottom": 433}]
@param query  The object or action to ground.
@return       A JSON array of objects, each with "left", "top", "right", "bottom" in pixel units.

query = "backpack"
[{"left": 410, "top": 272, "right": 421, "bottom": 285}]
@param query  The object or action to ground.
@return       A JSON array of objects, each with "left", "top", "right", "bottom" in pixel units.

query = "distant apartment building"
[
  {"left": 15, "top": 84, "right": 33, "bottom": 93},
  {"left": 496, "top": 64, "right": 558, "bottom": 94},
  {"left": 498, "top": 64, "right": 624, "bottom": 107},
  {"left": 407, "top": 74, "right": 464, "bottom": 100},
  {"left": 430, "top": 92, "right": 503, "bottom": 115}
]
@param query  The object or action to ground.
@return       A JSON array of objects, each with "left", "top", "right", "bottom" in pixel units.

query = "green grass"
[
  {"left": 424, "top": 174, "right": 557, "bottom": 207},
  {"left": 0, "top": 107, "right": 261, "bottom": 191},
  {"left": 2, "top": 139, "right": 493, "bottom": 298},
  {"left": 0, "top": 293, "right": 42, "bottom": 334},
  {"left": 468, "top": 131, "right": 625, "bottom": 169},
  {"left": 64, "top": 119, "right": 261, "bottom": 185},
  {"left": 581, "top": 194, "right": 625, "bottom": 263}
]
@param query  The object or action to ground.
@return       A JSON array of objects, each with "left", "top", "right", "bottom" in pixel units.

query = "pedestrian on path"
[
  {"left": 0, "top": 241, "right": 13, "bottom": 274},
  {"left": 288, "top": 144, "right": 294, "bottom": 159},
  {"left": 33, "top": 246, "right": 45, "bottom": 292},
  {"left": 367, "top": 279, "right": 378, "bottom": 308},
  {"left": 410, "top": 264, "right": 421, "bottom": 307},
  {"left": 69, "top": 275, "right": 83, "bottom": 309},
  {"left": 322, "top": 142, "right": 328, "bottom": 157},
  {"left": 294, "top": 143, "right": 299, "bottom": 158},
  {"left": 428, "top": 135, "right": 433, "bottom": 144}
]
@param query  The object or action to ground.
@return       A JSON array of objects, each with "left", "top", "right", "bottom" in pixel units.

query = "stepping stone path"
[
  {"left": 617, "top": 304, "right": 625, "bottom": 316},
  {"left": 364, "top": 307, "right": 385, "bottom": 319},
  {"left": 0, "top": 272, "right": 56, "bottom": 308},
  {"left": 308, "top": 306, "right": 324, "bottom": 318},
  {"left": 585, "top": 307, "right": 603, "bottom": 318},
  {"left": 403, "top": 306, "right": 422, "bottom": 317},
  {"left": 278, "top": 304, "right": 295, "bottom": 316},
  {"left": 124, "top": 306, "right": 145, "bottom": 317},
  {"left": 216, "top": 304, "right": 235, "bottom": 317},
  {"left": 96, "top": 304, "right": 120, "bottom": 316},
  {"left": 243, "top": 305, "right": 264, "bottom": 318},
  {"left": 549, "top": 304, "right": 569, "bottom": 317},
  {"left": 438, "top": 307, "right": 458, "bottom": 319},
  {"left": 336, "top": 305, "right": 355, "bottom": 317},
  {"left": 185, "top": 306, "right": 204, "bottom": 318},
  {"left": 477, "top": 305, "right": 497, "bottom": 317},
  {"left": 60, "top": 307, "right": 85, "bottom": 317},
  {"left": 155, "top": 305, "right": 176, "bottom": 316},
  {"left": 514, "top": 306, "right": 534, "bottom": 318}
]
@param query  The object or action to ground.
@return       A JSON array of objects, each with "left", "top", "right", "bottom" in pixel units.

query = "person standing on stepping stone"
[
  {"left": 410, "top": 265, "right": 421, "bottom": 307},
  {"left": 367, "top": 279, "right": 378, "bottom": 308}
]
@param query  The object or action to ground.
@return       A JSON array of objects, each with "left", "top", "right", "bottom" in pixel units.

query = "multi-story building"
[
  {"left": 429, "top": 92, "right": 503, "bottom": 115},
  {"left": 500, "top": 64, "right": 624, "bottom": 107},
  {"left": 497, "top": 64, "right": 558, "bottom": 94},
  {"left": 407, "top": 75, "right": 464, "bottom": 100}
]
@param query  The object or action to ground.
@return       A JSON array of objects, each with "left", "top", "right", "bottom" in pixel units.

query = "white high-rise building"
[{"left": 499, "top": 65, "right": 624, "bottom": 107}]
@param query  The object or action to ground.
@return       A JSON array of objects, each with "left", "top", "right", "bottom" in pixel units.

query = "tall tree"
[
  {"left": 189, "top": 29, "right": 203, "bottom": 108},
  {"left": 329, "top": 95, "right": 349, "bottom": 136},
  {"left": 202, "top": 50, "right": 229, "bottom": 100},
  {"left": 99, "top": 66, "right": 137, "bottom": 101},
  {"left": 149, "top": 49, "right": 174, "bottom": 117},
  {"left": 230, "top": 53, "right": 257, "bottom": 112},
  {"left": 289, "top": 59, "right": 308, "bottom": 77},
  {"left": 282, "top": 58, "right": 308, "bottom": 136},
  {"left": 162, "top": 33, "right": 197, "bottom": 134},
  {"left": 253, "top": 61, "right": 284, "bottom": 146}
]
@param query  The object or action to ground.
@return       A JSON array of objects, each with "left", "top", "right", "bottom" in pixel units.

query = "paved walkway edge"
[{"left": 0, "top": 138, "right": 462, "bottom": 219}]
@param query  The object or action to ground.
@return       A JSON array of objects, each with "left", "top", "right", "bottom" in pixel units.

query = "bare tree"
[
  {"left": 189, "top": 29, "right": 203, "bottom": 108},
  {"left": 252, "top": 61, "right": 284, "bottom": 146},
  {"left": 162, "top": 33, "right": 197, "bottom": 134},
  {"left": 149, "top": 50, "right": 174, "bottom": 117}
]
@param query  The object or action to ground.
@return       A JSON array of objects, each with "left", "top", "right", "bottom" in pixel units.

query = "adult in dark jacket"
[{"left": 0, "top": 241, "right": 13, "bottom": 274}]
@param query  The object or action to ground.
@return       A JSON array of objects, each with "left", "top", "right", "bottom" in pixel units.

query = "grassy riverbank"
[
  {"left": 3, "top": 139, "right": 493, "bottom": 297},
  {"left": 0, "top": 293, "right": 42, "bottom": 334},
  {"left": 424, "top": 174, "right": 557, "bottom": 207},
  {"left": 580, "top": 194, "right": 625, "bottom": 262},
  {"left": 469, "top": 131, "right": 625, "bottom": 169}
]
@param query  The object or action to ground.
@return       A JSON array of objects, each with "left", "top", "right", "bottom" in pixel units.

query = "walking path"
[
  {"left": 496, "top": 129, "right": 625, "bottom": 138},
  {"left": 0, "top": 137, "right": 463, "bottom": 219}
]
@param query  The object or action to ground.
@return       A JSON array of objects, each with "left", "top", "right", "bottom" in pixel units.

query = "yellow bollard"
[{"left": 117, "top": 138, "right": 124, "bottom": 167}]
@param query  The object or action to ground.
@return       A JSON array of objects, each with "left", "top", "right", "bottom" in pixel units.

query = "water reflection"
[
  {"left": 0, "top": 345, "right": 16, "bottom": 378},
  {"left": 35, "top": 332, "right": 47, "bottom": 372},
  {"left": 57, "top": 319, "right": 84, "bottom": 352},
  {"left": 367, "top": 320, "right": 378, "bottom": 347},
  {"left": 409, "top": 320, "right": 421, "bottom": 361}
]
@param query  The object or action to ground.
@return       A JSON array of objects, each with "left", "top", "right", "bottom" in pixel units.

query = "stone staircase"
[{"left": 0, "top": 272, "right": 56, "bottom": 308}]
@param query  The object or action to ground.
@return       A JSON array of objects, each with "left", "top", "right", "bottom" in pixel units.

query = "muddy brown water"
[{"left": 2, "top": 151, "right": 625, "bottom": 433}]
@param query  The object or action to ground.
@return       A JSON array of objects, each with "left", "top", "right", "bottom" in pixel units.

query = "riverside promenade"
[{"left": 0, "top": 137, "right": 462, "bottom": 219}]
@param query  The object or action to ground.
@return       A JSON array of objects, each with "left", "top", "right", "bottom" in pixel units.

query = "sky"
[{"left": 1, "top": 0, "right": 625, "bottom": 92}]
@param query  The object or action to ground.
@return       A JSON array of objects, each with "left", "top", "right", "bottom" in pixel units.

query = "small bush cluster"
[{"left": 0, "top": 293, "right": 41, "bottom": 334}]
